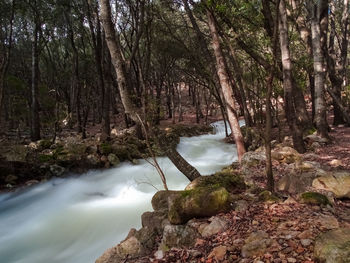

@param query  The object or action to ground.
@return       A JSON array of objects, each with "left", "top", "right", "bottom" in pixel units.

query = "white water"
[{"left": 0, "top": 121, "right": 237, "bottom": 263}]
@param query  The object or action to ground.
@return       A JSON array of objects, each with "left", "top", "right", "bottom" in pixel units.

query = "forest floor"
[{"left": 136, "top": 120, "right": 350, "bottom": 263}]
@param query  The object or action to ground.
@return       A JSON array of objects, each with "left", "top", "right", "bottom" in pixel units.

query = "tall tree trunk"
[
  {"left": 0, "top": 0, "right": 15, "bottom": 125},
  {"left": 100, "top": 0, "right": 139, "bottom": 124},
  {"left": 207, "top": 9, "right": 246, "bottom": 162},
  {"left": 31, "top": 19, "right": 41, "bottom": 141},
  {"left": 265, "top": 0, "right": 280, "bottom": 192},
  {"left": 309, "top": 0, "right": 329, "bottom": 138},
  {"left": 278, "top": 0, "right": 305, "bottom": 152}
]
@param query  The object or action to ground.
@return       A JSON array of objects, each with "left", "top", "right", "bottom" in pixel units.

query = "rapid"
[{"left": 0, "top": 121, "right": 238, "bottom": 263}]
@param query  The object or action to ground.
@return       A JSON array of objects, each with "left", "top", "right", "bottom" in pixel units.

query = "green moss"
[
  {"left": 100, "top": 142, "right": 113, "bottom": 155},
  {"left": 300, "top": 192, "right": 331, "bottom": 206},
  {"left": 305, "top": 127, "right": 317, "bottom": 136},
  {"left": 194, "top": 172, "right": 246, "bottom": 193},
  {"left": 38, "top": 154, "right": 54, "bottom": 163},
  {"left": 168, "top": 187, "right": 231, "bottom": 224},
  {"left": 39, "top": 139, "right": 52, "bottom": 149},
  {"left": 258, "top": 190, "right": 280, "bottom": 203}
]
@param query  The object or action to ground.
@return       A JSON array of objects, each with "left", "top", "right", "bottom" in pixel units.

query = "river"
[{"left": 0, "top": 121, "right": 238, "bottom": 263}]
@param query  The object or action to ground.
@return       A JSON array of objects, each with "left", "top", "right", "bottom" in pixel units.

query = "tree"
[
  {"left": 207, "top": 7, "right": 246, "bottom": 162},
  {"left": 308, "top": 0, "right": 329, "bottom": 138},
  {"left": 278, "top": 0, "right": 306, "bottom": 153}
]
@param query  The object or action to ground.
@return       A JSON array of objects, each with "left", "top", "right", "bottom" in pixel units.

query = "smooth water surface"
[{"left": 0, "top": 121, "right": 237, "bottom": 263}]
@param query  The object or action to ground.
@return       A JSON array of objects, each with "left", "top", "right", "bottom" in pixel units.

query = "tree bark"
[
  {"left": 207, "top": 9, "right": 246, "bottom": 162},
  {"left": 309, "top": 0, "right": 329, "bottom": 138},
  {"left": 278, "top": 0, "right": 305, "bottom": 152},
  {"left": 31, "top": 18, "right": 41, "bottom": 141}
]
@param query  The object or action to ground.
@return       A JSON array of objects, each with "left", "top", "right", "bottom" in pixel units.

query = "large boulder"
[
  {"left": 96, "top": 227, "right": 157, "bottom": 263},
  {"left": 168, "top": 187, "right": 232, "bottom": 224},
  {"left": 271, "top": 146, "right": 301, "bottom": 164},
  {"left": 152, "top": 173, "right": 245, "bottom": 224},
  {"left": 185, "top": 172, "right": 246, "bottom": 194},
  {"left": 141, "top": 211, "right": 168, "bottom": 234},
  {"left": 199, "top": 216, "right": 229, "bottom": 238},
  {"left": 314, "top": 228, "right": 350, "bottom": 263},
  {"left": 312, "top": 171, "right": 350, "bottom": 198},
  {"left": 159, "top": 223, "right": 199, "bottom": 250},
  {"left": 241, "top": 151, "right": 266, "bottom": 168},
  {"left": 277, "top": 172, "right": 317, "bottom": 194}
]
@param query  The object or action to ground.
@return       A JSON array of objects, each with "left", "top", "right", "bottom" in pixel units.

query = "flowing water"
[{"left": 0, "top": 121, "right": 238, "bottom": 263}]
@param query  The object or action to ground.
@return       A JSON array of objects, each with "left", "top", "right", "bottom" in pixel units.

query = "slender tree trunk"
[
  {"left": 100, "top": 0, "right": 139, "bottom": 124},
  {"left": 178, "top": 83, "right": 183, "bottom": 122},
  {"left": 309, "top": 0, "right": 329, "bottom": 138},
  {"left": 0, "top": 0, "right": 15, "bottom": 125},
  {"left": 31, "top": 19, "right": 41, "bottom": 141},
  {"left": 278, "top": 0, "right": 305, "bottom": 152},
  {"left": 207, "top": 9, "right": 246, "bottom": 161}
]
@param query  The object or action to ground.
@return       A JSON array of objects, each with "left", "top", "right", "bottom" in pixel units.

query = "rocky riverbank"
[
  {"left": 96, "top": 128, "right": 350, "bottom": 263},
  {"left": 0, "top": 123, "right": 212, "bottom": 192}
]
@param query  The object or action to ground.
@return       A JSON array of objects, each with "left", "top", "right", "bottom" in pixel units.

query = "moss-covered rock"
[
  {"left": 314, "top": 228, "right": 350, "bottom": 263},
  {"left": 168, "top": 187, "right": 231, "bottom": 224},
  {"left": 185, "top": 172, "right": 246, "bottom": 194},
  {"left": 151, "top": 190, "right": 179, "bottom": 211},
  {"left": 300, "top": 192, "right": 331, "bottom": 206}
]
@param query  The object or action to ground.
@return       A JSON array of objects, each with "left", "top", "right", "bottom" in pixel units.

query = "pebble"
[
  {"left": 301, "top": 239, "right": 312, "bottom": 247},
  {"left": 287, "top": 258, "right": 297, "bottom": 263}
]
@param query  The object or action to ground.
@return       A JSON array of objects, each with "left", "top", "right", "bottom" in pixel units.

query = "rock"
[
  {"left": 141, "top": 211, "right": 168, "bottom": 234},
  {"left": 168, "top": 187, "right": 232, "bottom": 224},
  {"left": 107, "top": 153, "right": 120, "bottom": 166},
  {"left": 160, "top": 224, "right": 199, "bottom": 250},
  {"left": 208, "top": 245, "right": 227, "bottom": 261},
  {"left": 96, "top": 226, "right": 156, "bottom": 263},
  {"left": 314, "top": 228, "right": 350, "bottom": 263},
  {"left": 305, "top": 134, "right": 329, "bottom": 144},
  {"left": 100, "top": 155, "right": 108, "bottom": 163},
  {"left": 287, "top": 258, "right": 297, "bottom": 263},
  {"left": 49, "top": 164, "right": 65, "bottom": 177},
  {"left": 4, "top": 174, "right": 18, "bottom": 184},
  {"left": 300, "top": 239, "right": 312, "bottom": 247},
  {"left": 317, "top": 215, "right": 339, "bottom": 230},
  {"left": 277, "top": 172, "right": 316, "bottom": 194},
  {"left": 154, "top": 250, "right": 164, "bottom": 260},
  {"left": 241, "top": 151, "right": 266, "bottom": 167},
  {"left": 200, "top": 216, "right": 228, "bottom": 238},
  {"left": 151, "top": 190, "right": 179, "bottom": 211},
  {"left": 87, "top": 154, "right": 100, "bottom": 166},
  {"left": 185, "top": 172, "right": 246, "bottom": 193},
  {"left": 309, "top": 141, "right": 321, "bottom": 151},
  {"left": 241, "top": 231, "right": 273, "bottom": 258},
  {"left": 271, "top": 146, "right": 301, "bottom": 164},
  {"left": 95, "top": 236, "right": 142, "bottom": 263},
  {"left": 300, "top": 192, "right": 331, "bottom": 206},
  {"left": 298, "top": 230, "right": 313, "bottom": 240},
  {"left": 235, "top": 200, "right": 249, "bottom": 212},
  {"left": 329, "top": 159, "right": 343, "bottom": 167},
  {"left": 312, "top": 171, "right": 350, "bottom": 198}
]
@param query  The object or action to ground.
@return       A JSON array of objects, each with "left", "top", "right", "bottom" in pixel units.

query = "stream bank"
[
  {"left": 0, "top": 123, "right": 212, "bottom": 192},
  {"left": 96, "top": 126, "right": 350, "bottom": 263}
]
